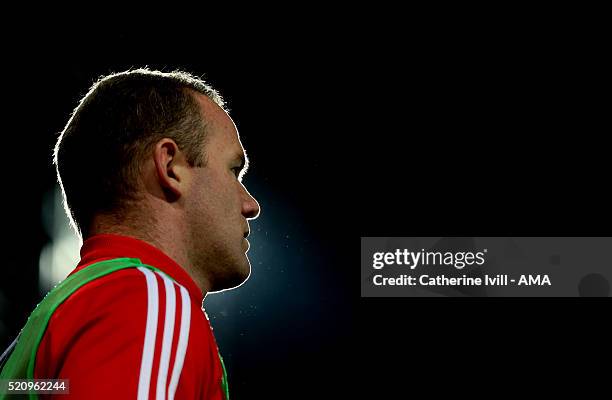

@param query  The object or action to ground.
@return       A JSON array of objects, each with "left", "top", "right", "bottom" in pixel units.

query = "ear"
[{"left": 152, "top": 138, "right": 189, "bottom": 201}]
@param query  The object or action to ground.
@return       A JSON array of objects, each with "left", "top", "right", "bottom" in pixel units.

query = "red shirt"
[{"left": 34, "top": 234, "right": 226, "bottom": 399}]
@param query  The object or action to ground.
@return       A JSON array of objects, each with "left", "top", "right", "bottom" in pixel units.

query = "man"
[{"left": 0, "top": 69, "right": 260, "bottom": 399}]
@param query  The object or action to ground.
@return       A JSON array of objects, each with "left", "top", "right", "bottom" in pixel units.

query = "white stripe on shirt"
[
  {"left": 168, "top": 285, "right": 191, "bottom": 400},
  {"left": 137, "top": 267, "right": 159, "bottom": 400},
  {"left": 156, "top": 273, "right": 177, "bottom": 400}
]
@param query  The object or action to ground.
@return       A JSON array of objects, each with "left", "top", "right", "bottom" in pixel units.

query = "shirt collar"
[{"left": 73, "top": 233, "right": 204, "bottom": 304}]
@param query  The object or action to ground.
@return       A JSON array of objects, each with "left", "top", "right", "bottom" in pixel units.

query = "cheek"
[{"left": 195, "top": 173, "right": 239, "bottom": 220}]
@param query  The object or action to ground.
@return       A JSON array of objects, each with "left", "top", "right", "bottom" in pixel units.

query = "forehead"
[{"left": 194, "top": 92, "right": 244, "bottom": 155}]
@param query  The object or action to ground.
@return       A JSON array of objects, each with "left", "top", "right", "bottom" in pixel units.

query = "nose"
[{"left": 241, "top": 186, "right": 260, "bottom": 220}]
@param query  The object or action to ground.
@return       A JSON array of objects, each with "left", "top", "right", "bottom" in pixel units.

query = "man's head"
[{"left": 54, "top": 68, "right": 260, "bottom": 292}]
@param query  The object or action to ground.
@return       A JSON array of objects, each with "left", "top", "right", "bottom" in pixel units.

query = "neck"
[{"left": 88, "top": 213, "right": 212, "bottom": 295}]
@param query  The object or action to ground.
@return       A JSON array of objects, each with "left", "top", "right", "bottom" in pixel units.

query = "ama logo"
[{"left": 518, "top": 275, "right": 551, "bottom": 286}]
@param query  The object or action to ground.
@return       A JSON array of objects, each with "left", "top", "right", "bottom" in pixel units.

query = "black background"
[{"left": 0, "top": 10, "right": 609, "bottom": 398}]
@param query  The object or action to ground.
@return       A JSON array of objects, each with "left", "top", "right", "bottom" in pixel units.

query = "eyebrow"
[{"left": 235, "top": 151, "right": 250, "bottom": 179}]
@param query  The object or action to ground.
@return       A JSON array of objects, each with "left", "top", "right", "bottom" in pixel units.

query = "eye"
[{"left": 231, "top": 167, "right": 241, "bottom": 178}]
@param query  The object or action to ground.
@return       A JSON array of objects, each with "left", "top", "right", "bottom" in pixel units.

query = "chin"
[
  {"left": 209, "top": 257, "right": 251, "bottom": 293},
  {"left": 232, "top": 260, "right": 252, "bottom": 287}
]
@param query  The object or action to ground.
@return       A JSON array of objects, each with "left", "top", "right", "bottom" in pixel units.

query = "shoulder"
[
  {"left": 46, "top": 266, "right": 210, "bottom": 342},
  {"left": 41, "top": 265, "right": 216, "bottom": 348},
  {"left": 36, "top": 266, "right": 219, "bottom": 397}
]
